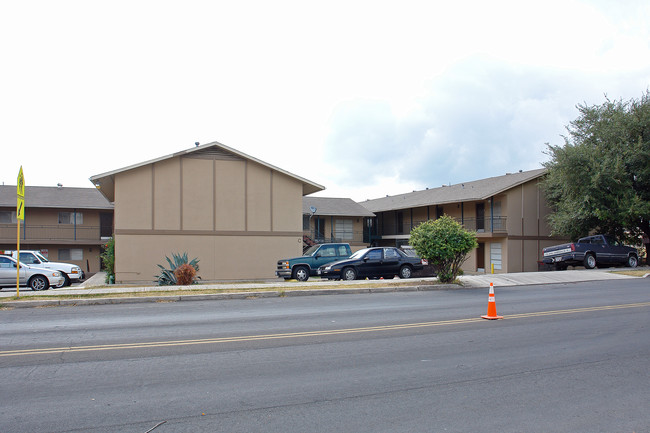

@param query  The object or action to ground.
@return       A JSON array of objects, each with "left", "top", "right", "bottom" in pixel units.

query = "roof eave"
[{"left": 89, "top": 141, "right": 325, "bottom": 201}]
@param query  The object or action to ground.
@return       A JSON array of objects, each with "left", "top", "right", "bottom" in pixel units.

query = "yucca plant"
[{"left": 155, "top": 252, "right": 200, "bottom": 286}]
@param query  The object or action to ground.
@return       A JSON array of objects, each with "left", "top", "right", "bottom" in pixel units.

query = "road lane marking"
[{"left": 2, "top": 302, "right": 649, "bottom": 357}]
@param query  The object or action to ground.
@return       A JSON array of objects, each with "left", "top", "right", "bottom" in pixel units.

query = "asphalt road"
[{"left": 1, "top": 279, "right": 649, "bottom": 432}]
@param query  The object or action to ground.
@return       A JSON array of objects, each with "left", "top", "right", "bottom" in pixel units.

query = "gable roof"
[
  {"left": 303, "top": 197, "right": 375, "bottom": 217},
  {"left": 89, "top": 141, "right": 325, "bottom": 202},
  {"left": 0, "top": 185, "right": 113, "bottom": 210},
  {"left": 361, "top": 168, "right": 547, "bottom": 213}
]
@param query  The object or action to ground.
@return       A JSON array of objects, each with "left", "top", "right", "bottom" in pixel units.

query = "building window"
[
  {"left": 59, "top": 212, "right": 83, "bottom": 225},
  {"left": 0, "top": 211, "right": 17, "bottom": 223},
  {"left": 335, "top": 219, "right": 354, "bottom": 240},
  {"left": 492, "top": 201, "right": 504, "bottom": 230},
  {"left": 59, "top": 248, "right": 83, "bottom": 261},
  {"left": 302, "top": 215, "right": 310, "bottom": 230}
]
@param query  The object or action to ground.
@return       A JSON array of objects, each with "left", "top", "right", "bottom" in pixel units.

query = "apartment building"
[
  {"left": 90, "top": 142, "right": 324, "bottom": 283},
  {"left": 302, "top": 197, "right": 375, "bottom": 251},
  {"left": 0, "top": 185, "right": 114, "bottom": 275},
  {"left": 361, "top": 169, "right": 568, "bottom": 273}
]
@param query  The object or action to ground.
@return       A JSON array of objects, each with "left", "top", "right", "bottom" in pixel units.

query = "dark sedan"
[{"left": 317, "top": 247, "right": 424, "bottom": 280}]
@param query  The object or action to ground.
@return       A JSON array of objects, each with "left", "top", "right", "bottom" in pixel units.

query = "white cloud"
[{"left": 0, "top": 0, "right": 648, "bottom": 202}]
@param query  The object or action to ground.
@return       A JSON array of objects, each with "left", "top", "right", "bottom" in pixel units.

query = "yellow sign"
[
  {"left": 17, "top": 197, "right": 25, "bottom": 221},
  {"left": 17, "top": 166, "right": 25, "bottom": 198}
]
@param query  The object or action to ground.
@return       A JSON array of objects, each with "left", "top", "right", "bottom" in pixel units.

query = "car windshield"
[
  {"left": 349, "top": 249, "right": 370, "bottom": 259},
  {"left": 34, "top": 252, "right": 49, "bottom": 262},
  {"left": 303, "top": 245, "right": 320, "bottom": 256}
]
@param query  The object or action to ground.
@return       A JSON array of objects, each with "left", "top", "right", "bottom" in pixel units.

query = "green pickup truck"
[{"left": 276, "top": 243, "right": 352, "bottom": 281}]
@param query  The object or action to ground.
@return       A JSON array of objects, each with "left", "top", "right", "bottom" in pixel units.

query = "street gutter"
[{"left": 0, "top": 282, "right": 461, "bottom": 309}]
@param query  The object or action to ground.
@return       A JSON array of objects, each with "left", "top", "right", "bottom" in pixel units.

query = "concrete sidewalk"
[
  {"left": 1, "top": 267, "right": 647, "bottom": 308},
  {"left": 459, "top": 268, "right": 648, "bottom": 288}
]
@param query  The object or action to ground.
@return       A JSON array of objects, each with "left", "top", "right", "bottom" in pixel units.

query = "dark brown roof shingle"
[
  {"left": 0, "top": 185, "right": 113, "bottom": 210},
  {"left": 361, "top": 168, "right": 547, "bottom": 212}
]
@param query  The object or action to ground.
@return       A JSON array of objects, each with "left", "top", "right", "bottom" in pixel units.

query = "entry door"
[
  {"left": 314, "top": 217, "right": 325, "bottom": 241},
  {"left": 100, "top": 212, "right": 114, "bottom": 238},
  {"left": 476, "top": 203, "right": 485, "bottom": 232},
  {"left": 476, "top": 243, "right": 485, "bottom": 271}
]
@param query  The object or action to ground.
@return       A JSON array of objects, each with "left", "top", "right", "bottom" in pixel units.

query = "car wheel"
[
  {"left": 583, "top": 254, "right": 596, "bottom": 269},
  {"left": 626, "top": 255, "right": 638, "bottom": 268},
  {"left": 342, "top": 267, "right": 357, "bottom": 281},
  {"left": 398, "top": 265, "right": 412, "bottom": 279},
  {"left": 55, "top": 273, "right": 70, "bottom": 288},
  {"left": 29, "top": 275, "right": 49, "bottom": 291},
  {"left": 293, "top": 266, "right": 310, "bottom": 282}
]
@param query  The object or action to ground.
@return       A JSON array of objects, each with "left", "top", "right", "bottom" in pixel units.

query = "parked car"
[
  {"left": 542, "top": 234, "right": 639, "bottom": 270},
  {"left": 317, "top": 247, "right": 425, "bottom": 280},
  {"left": 0, "top": 255, "right": 65, "bottom": 291},
  {"left": 2, "top": 250, "right": 84, "bottom": 286},
  {"left": 276, "top": 243, "right": 352, "bottom": 281}
]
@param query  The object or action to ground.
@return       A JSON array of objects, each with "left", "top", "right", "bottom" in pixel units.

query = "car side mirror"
[
  {"left": 315, "top": 253, "right": 321, "bottom": 258},
  {"left": 363, "top": 257, "right": 369, "bottom": 262}
]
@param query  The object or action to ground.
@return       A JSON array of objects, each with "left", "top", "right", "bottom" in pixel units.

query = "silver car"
[{"left": 0, "top": 255, "right": 64, "bottom": 291}]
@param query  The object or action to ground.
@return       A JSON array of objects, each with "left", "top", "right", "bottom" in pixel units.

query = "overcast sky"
[{"left": 2, "top": 0, "right": 649, "bottom": 202}]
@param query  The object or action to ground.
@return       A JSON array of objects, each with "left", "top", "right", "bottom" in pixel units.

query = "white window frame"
[
  {"left": 59, "top": 248, "right": 83, "bottom": 261},
  {"left": 334, "top": 219, "right": 354, "bottom": 241},
  {"left": 0, "top": 211, "right": 17, "bottom": 224},
  {"left": 58, "top": 212, "right": 83, "bottom": 225}
]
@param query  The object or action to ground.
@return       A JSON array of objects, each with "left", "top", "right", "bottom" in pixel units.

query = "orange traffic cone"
[{"left": 481, "top": 283, "right": 503, "bottom": 320}]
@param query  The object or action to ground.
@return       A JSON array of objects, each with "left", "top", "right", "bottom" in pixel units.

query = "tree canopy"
[
  {"left": 409, "top": 215, "right": 477, "bottom": 283},
  {"left": 542, "top": 91, "right": 650, "bottom": 251}
]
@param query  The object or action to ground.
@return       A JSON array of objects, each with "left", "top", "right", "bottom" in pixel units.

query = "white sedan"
[{"left": 0, "top": 255, "right": 64, "bottom": 291}]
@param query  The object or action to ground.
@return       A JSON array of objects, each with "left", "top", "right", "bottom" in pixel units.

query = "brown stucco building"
[
  {"left": 361, "top": 169, "right": 568, "bottom": 273},
  {"left": 0, "top": 185, "right": 114, "bottom": 274},
  {"left": 302, "top": 197, "right": 375, "bottom": 251},
  {"left": 90, "top": 142, "right": 324, "bottom": 283}
]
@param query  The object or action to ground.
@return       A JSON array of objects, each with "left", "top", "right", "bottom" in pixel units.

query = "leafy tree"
[
  {"left": 542, "top": 91, "right": 650, "bottom": 255},
  {"left": 409, "top": 215, "right": 478, "bottom": 283}
]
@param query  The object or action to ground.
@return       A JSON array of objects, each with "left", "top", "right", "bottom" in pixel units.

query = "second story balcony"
[
  {"left": 378, "top": 216, "right": 508, "bottom": 237},
  {"left": 0, "top": 224, "right": 111, "bottom": 245},
  {"left": 303, "top": 229, "right": 369, "bottom": 246}
]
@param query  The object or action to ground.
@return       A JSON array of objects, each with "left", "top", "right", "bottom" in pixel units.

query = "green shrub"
[
  {"left": 100, "top": 237, "right": 115, "bottom": 284},
  {"left": 409, "top": 216, "right": 478, "bottom": 283},
  {"left": 155, "top": 252, "right": 200, "bottom": 286}
]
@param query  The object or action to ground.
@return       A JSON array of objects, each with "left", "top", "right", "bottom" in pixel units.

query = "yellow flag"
[{"left": 17, "top": 166, "right": 25, "bottom": 198}]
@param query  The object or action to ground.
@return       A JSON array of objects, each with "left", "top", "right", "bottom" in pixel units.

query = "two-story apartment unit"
[
  {"left": 302, "top": 197, "right": 375, "bottom": 251},
  {"left": 90, "top": 142, "right": 324, "bottom": 283},
  {"left": 0, "top": 185, "right": 114, "bottom": 275},
  {"left": 361, "top": 168, "right": 568, "bottom": 273}
]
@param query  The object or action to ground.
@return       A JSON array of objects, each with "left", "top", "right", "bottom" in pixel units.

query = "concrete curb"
[
  {"left": 0, "top": 283, "right": 462, "bottom": 309},
  {"left": 2, "top": 268, "right": 646, "bottom": 309}
]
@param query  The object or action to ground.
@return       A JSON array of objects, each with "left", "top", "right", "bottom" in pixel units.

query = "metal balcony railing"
[
  {"left": 303, "top": 230, "right": 367, "bottom": 246},
  {"left": 0, "top": 224, "right": 107, "bottom": 242},
  {"left": 378, "top": 216, "right": 508, "bottom": 236}
]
